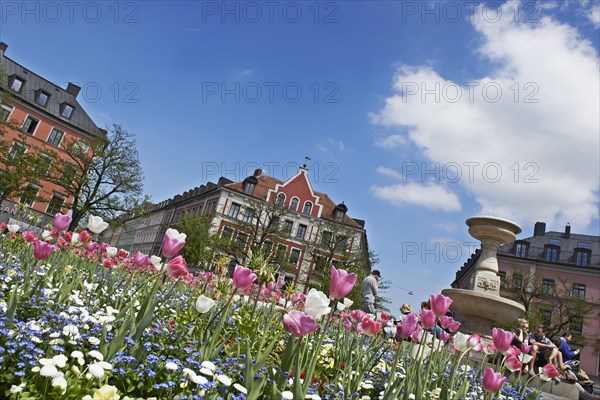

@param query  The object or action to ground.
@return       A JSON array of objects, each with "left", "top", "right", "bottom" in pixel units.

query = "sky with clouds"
[{"left": 2, "top": 0, "right": 598, "bottom": 314}]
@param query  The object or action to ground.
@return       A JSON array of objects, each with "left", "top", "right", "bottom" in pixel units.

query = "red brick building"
[{"left": 0, "top": 42, "right": 105, "bottom": 230}]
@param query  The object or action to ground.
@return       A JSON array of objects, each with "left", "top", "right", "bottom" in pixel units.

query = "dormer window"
[
  {"left": 333, "top": 202, "right": 348, "bottom": 222},
  {"left": 513, "top": 241, "right": 529, "bottom": 258},
  {"left": 302, "top": 201, "right": 313, "bottom": 215},
  {"left": 289, "top": 197, "right": 299, "bottom": 211},
  {"left": 544, "top": 244, "right": 560, "bottom": 263},
  {"left": 574, "top": 248, "right": 591, "bottom": 267},
  {"left": 276, "top": 193, "right": 285, "bottom": 206},
  {"left": 243, "top": 176, "right": 258, "bottom": 195},
  {"left": 35, "top": 90, "right": 50, "bottom": 107},
  {"left": 10, "top": 76, "right": 24, "bottom": 93},
  {"left": 60, "top": 103, "right": 74, "bottom": 119}
]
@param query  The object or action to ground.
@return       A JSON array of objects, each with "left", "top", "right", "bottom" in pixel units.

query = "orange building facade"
[{"left": 0, "top": 42, "right": 105, "bottom": 230}]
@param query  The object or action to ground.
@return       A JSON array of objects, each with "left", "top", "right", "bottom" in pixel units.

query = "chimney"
[
  {"left": 66, "top": 82, "right": 81, "bottom": 98},
  {"left": 533, "top": 222, "right": 546, "bottom": 237},
  {"left": 564, "top": 224, "right": 571, "bottom": 239},
  {"left": 253, "top": 168, "right": 263, "bottom": 177},
  {"left": 0, "top": 42, "right": 7, "bottom": 57}
]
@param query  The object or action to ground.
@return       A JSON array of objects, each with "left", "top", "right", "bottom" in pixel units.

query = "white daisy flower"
[
  {"left": 201, "top": 360, "right": 216, "bottom": 371},
  {"left": 88, "top": 363, "right": 105, "bottom": 378},
  {"left": 233, "top": 383, "right": 247, "bottom": 394},
  {"left": 216, "top": 374, "right": 232, "bottom": 386},
  {"left": 165, "top": 362, "right": 178, "bottom": 371},
  {"left": 192, "top": 374, "right": 208, "bottom": 385},
  {"left": 88, "top": 350, "right": 104, "bottom": 361},
  {"left": 40, "top": 364, "right": 60, "bottom": 377}
]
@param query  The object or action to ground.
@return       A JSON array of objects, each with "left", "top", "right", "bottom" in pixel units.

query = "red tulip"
[
  {"left": 167, "top": 256, "right": 189, "bottom": 279},
  {"left": 429, "top": 294, "right": 453, "bottom": 317},
  {"left": 329, "top": 266, "right": 357, "bottom": 300},
  {"left": 232, "top": 264, "right": 257, "bottom": 294},
  {"left": 492, "top": 327, "right": 515, "bottom": 354},
  {"left": 22, "top": 230, "right": 38, "bottom": 243},
  {"left": 358, "top": 316, "right": 382, "bottom": 337},
  {"left": 78, "top": 230, "right": 91, "bottom": 244},
  {"left": 482, "top": 367, "right": 507, "bottom": 393},
  {"left": 283, "top": 312, "right": 320, "bottom": 337}
]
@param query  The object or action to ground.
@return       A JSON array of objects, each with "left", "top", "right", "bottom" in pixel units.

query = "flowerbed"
[{"left": 0, "top": 216, "right": 547, "bottom": 399}]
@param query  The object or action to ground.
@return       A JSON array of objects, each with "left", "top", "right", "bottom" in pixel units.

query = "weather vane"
[{"left": 303, "top": 156, "right": 311, "bottom": 169}]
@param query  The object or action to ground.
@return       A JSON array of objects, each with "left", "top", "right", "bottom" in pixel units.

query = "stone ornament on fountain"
[{"left": 442, "top": 216, "right": 526, "bottom": 337}]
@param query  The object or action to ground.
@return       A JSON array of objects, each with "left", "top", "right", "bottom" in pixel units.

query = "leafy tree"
[
  {"left": 502, "top": 267, "right": 598, "bottom": 345},
  {"left": 178, "top": 210, "right": 222, "bottom": 271},
  {"left": 45, "top": 124, "right": 144, "bottom": 230}
]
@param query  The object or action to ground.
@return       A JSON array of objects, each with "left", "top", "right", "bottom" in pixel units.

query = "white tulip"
[
  {"left": 87, "top": 215, "right": 109, "bottom": 234},
  {"left": 195, "top": 295, "right": 216, "bottom": 314},
  {"left": 304, "top": 289, "right": 331, "bottom": 320}
]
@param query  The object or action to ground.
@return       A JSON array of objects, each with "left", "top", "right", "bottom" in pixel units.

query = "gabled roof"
[
  {"left": 225, "top": 171, "right": 363, "bottom": 229},
  {"left": 0, "top": 53, "right": 105, "bottom": 138}
]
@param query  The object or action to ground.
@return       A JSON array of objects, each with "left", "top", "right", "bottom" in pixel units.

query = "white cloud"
[
  {"left": 371, "top": 2, "right": 599, "bottom": 229},
  {"left": 316, "top": 138, "right": 348, "bottom": 157},
  {"left": 376, "top": 166, "right": 403, "bottom": 180},
  {"left": 371, "top": 182, "right": 461, "bottom": 212},
  {"left": 374, "top": 134, "right": 408, "bottom": 149},
  {"left": 586, "top": 4, "right": 600, "bottom": 28}
]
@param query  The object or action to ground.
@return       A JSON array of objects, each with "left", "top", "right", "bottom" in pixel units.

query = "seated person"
[
  {"left": 559, "top": 332, "right": 581, "bottom": 367},
  {"left": 394, "top": 303, "right": 412, "bottom": 324},
  {"left": 529, "top": 325, "right": 565, "bottom": 373}
]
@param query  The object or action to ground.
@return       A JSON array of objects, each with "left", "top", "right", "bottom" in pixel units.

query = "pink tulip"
[
  {"left": 410, "top": 325, "right": 423, "bottom": 342},
  {"left": 466, "top": 334, "right": 483, "bottom": 352},
  {"left": 343, "top": 320, "right": 352, "bottom": 330},
  {"left": 505, "top": 345, "right": 521, "bottom": 357},
  {"left": 162, "top": 228, "right": 186, "bottom": 258},
  {"left": 485, "top": 343, "right": 497, "bottom": 355},
  {"left": 482, "top": 367, "right": 507, "bottom": 393},
  {"left": 521, "top": 342, "right": 532, "bottom": 355},
  {"left": 329, "top": 266, "right": 357, "bottom": 300},
  {"left": 439, "top": 315, "right": 461, "bottom": 332},
  {"left": 379, "top": 311, "right": 391, "bottom": 322},
  {"left": 429, "top": 294, "right": 452, "bottom": 317},
  {"left": 438, "top": 331, "right": 451, "bottom": 343},
  {"left": 350, "top": 309, "right": 366, "bottom": 322},
  {"left": 133, "top": 251, "right": 149, "bottom": 266},
  {"left": 419, "top": 309, "right": 436, "bottom": 330},
  {"left": 282, "top": 312, "right": 320, "bottom": 337},
  {"left": 53, "top": 213, "right": 72, "bottom": 231},
  {"left": 103, "top": 258, "right": 115, "bottom": 269},
  {"left": 22, "top": 230, "right": 38, "bottom": 243},
  {"left": 232, "top": 264, "right": 257, "bottom": 294},
  {"left": 85, "top": 241, "right": 100, "bottom": 253},
  {"left": 359, "top": 316, "right": 382, "bottom": 337},
  {"left": 78, "top": 230, "right": 91, "bottom": 244},
  {"left": 504, "top": 355, "right": 522, "bottom": 372},
  {"left": 33, "top": 240, "right": 56, "bottom": 260},
  {"left": 167, "top": 256, "right": 189, "bottom": 279},
  {"left": 541, "top": 364, "right": 559, "bottom": 381},
  {"left": 395, "top": 313, "right": 419, "bottom": 341},
  {"left": 492, "top": 327, "right": 515, "bottom": 354}
]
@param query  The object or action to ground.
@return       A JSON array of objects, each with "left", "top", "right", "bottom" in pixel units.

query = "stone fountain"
[{"left": 442, "top": 216, "right": 525, "bottom": 336}]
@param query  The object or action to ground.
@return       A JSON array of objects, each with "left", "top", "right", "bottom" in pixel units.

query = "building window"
[
  {"left": 541, "top": 278, "right": 555, "bottom": 295},
  {"left": 35, "top": 90, "right": 50, "bottom": 107},
  {"left": 302, "top": 201, "right": 313, "bottom": 215},
  {"left": 46, "top": 193, "right": 66, "bottom": 215},
  {"left": 242, "top": 208, "right": 254, "bottom": 223},
  {"left": 228, "top": 202, "right": 241, "bottom": 218},
  {"left": 60, "top": 103, "right": 74, "bottom": 119},
  {"left": 235, "top": 232, "right": 247, "bottom": 249},
  {"left": 321, "top": 231, "right": 332, "bottom": 248},
  {"left": 569, "top": 313, "right": 583, "bottom": 336},
  {"left": 20, "top": 184, "right": 39, "bottom": 206},
  {"left": 296, "top": 224, "right": 307, "bottom": 239},
  {"left": 221, "top": 226, "right": 233, "bottom": 241},
  {"left": 8, "top": 141, "right": 27, "bottom": 159},
  {"left": 0, "top": 103, "right": 13, "bottom": 122},
  {"left": 575, "top": 249, "right": 590, "bottom": 267},
  {"left": 275, "top": 244, "right": 287, "bottom": 262},
  {"left": 514, "top": 242, "right": 528, "bottom": 258},
  {"left": 540, "top": 308, "right": 553, "bottom": 327},
  {"left": 577, "top": 241, "right": 590, "bottom": 249},
  {"left": 47, "top": 128, "right": 64, "bottom": 147},
  {"left": 571, "top": 283, "right": 586, "bottom": 300},
  {"left": 336, "top": 235, "right": 348, "bottom": 252},
  {"left": 544, "top": 245, "right": 559, "bottom": 263},
  {"left": 36, "top": 154, "right": 53, "bottom": 176},
  {"left": 289, "top": 248, "right": 301, "bottom": 266},
  {"left": 276, "top": 193, "right": 285, "bottom": 206},
  {"left": 283, "top": 220, "right": 293, "bottom": 235},
  {"left": 511, "top": 273, "right": 523, "bottom": 290},
  {"left": 22, "top": 116, "right": 39, "bottom": 135},
  {"left": 262, "top": 240, "right": 273, "bottom": 256},
  {"left": 10, "top": 76, "right": 24, "bottom": 92},
  {"left": 334, "top": 209, "right": 344, "bottom": 222},
  {"left": 549, "top": 239, "right": 561, "bottom": 245},
  {"left": 289, "top": 197, "right": 299, "bottom": 211},
  {"left": 498, "top": 271, "right": 507, "bottom": 288}
]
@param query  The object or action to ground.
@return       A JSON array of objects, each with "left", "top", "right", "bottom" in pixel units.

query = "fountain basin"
[{"left": 466, "top": 216, "right": 522, "bottom": 244}]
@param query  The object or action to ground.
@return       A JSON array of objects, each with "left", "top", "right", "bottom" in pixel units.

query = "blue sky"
[{"left": 2, "top": 0, "right": 599, "bottom": 314}]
